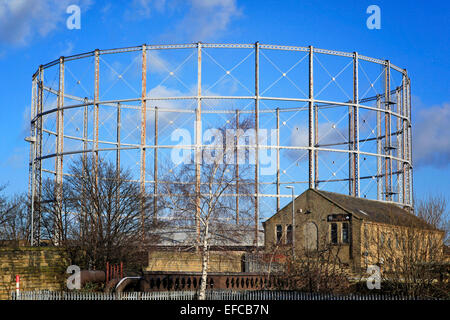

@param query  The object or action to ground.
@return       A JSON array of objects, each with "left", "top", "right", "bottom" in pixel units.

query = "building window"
[
  {"left": 276, "top": 225, "right": 283, "bottom": 243},
  {"left": 330, "top": 223, "right": 338, "bottom": 244},
  {"left": 304, "top": 222, "right": 318, "bottom": 251},
  {"left": 286, "top": 225, "right": 293, "bottom": 244},
  {"left": 342, "top": 223, "right": 349, "bottom": 244}
]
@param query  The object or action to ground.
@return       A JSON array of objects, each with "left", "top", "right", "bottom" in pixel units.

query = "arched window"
[{"left": 303, "top": 222, "right": 318, "bottom": 251}]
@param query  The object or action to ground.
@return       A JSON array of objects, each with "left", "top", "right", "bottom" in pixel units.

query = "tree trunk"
[{"left": 198, "top": 223, "right": 209, "bottom": 300}]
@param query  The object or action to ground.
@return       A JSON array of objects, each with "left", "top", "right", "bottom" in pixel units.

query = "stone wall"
[
  {"left": 146, "top": 250, "right": 243, "bottom": 273},
  {"left": 0, "top": 247, "right": 69, "bottom": 300}
]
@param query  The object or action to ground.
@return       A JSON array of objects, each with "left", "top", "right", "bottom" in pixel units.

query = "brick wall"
[{"left": 0, "top": 247, "right": 69, "bottom": 300}]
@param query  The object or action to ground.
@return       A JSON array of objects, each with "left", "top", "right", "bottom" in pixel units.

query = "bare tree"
[
  {"left": 0, "top": 184, "right": 7, "bottom": 227},
  {"left": 273, "top": 236, "right": 351, "bottom": 294},
  {"left": 160, "top": 117, "right": 255, "bottom": 300},
  {"left": 40, "top": 155, "right": 154, "bottom": 269},
  {"left": 40, "top": 177, "right": 74, "bottom": 245},
  {"left": 415, "top": 194, "right": 449, "bottom": 245},
  {"left": 0, "top": 185, "right": 30, "bottom": 242}
]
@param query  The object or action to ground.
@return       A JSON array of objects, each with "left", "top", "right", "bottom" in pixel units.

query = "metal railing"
[{"left": 11, "top": 290, "right": 425, "bottom": 301}]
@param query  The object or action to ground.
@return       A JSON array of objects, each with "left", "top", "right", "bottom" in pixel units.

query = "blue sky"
[{"left": 0, "top": 0, "right": 448, "bottom": 207}]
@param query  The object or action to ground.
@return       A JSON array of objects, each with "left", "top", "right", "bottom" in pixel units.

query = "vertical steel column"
[
  {"left": 154, "top": 107, "right": 158, "bottom": 222},
  {"left": 35, "top": 66, "right": 44, "bottom": 245},
  {"left": 396, "top": 88, "right": 402, "bottom": 203},
  {"left": 308, "top": 46, "right": 315, "bottom": 189},
  {"left": 55, "top": 57, "right": 64, "bottom": 187},
  {"left": 81, "top": 97, "right": 89, "bottom": 239},
  {"left": 235, "top": 109, "right": 240, "bottom": 224},
  {"left": 140, "top": 44, "right": 147, "bottom": 240},
  {"left": 407, "top": 76, "right": 413, "bottom": 207},
  {"left": 384, "top": 61, "right": 392, "bottom": 200},
  {"left": 376, "top": 96, "right": 383, "bottom": 201},
  {"left": 83, "top": 98, "right": 88, "bottom": 163},
  {"left": 348, "top": 103, "right": 355, "bottom": 195},
  {"left": 29, "top": 75, "right": 37, "bottom": 245},
  {"left": 55, "top": 57, "right": 65, "bottom": 244},
  {"left": 314, "top": 104, "right": 319, "bottom": 188},
  {"left": 195, "top": 42, "right": 202, "bottom": 241},
  {"left": 353, "top": 52, "right": 360, "bottom": 197},
  {"left": 401, "top": 72, "right": 408, "bottom": 205},
  {"left": 94, "top": 49, "right": 100, "bottom": 170},
  {"left": 93, "top": 50, "right": 100, "bottom": 239},
  {"left": 276, "top": 108, "right": 280, "bottom": 212},
  {"left": 254, "top": 41, "right": 260, "bottom": 247},
  {"left": 116, "top": 102, "right": 121, "bottom": 176},
  {"left": 115, "top": 102, "right": 121, "bottom": 224}
]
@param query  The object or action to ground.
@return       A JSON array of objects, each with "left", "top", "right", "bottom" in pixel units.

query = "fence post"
[{"left": 15, "top": 275, "right": 20, "bottom": 298}]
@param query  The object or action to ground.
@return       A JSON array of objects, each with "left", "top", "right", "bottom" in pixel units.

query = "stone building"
[
  {"left": 263, "top": 189, "right": 444, "bottom": 273},
  {"left": 146, "top": 225, "right": 264, "bottom": 273}
]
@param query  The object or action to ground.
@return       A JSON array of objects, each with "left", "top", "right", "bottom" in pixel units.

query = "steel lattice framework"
[{"left": 28, "top": 43, "right": 413, "bottom": 245}]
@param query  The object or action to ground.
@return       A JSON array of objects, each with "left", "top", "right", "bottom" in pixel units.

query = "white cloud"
[
  {"left": 174, "top": 0, "right": 243, "bottom": 41},
  {"left": 60, "top": 40, "right": 74, "bottom": 56},
  {"left": 0, "top": 0, "right": 91, "bottom": 45},
  {"left": 113, "top": 84, "right": 192, "bottom": 143},
  {"left": 413, "top": 102, "right": 450, "bottom": 168},
  {"left": 125, "top": 0, "right": 242, "bottom": 41},
  {"left": 287, "top": 122, "right": 346, "bottom": 162},
  {"left": 147, "top": 50, "right": 171, "bottom": 75},
  {"left": 125, "top": 0, "right": 167, "bottom": 20},
  {"left": 147, "top": 84, "right": 185, "bottom": 99}
]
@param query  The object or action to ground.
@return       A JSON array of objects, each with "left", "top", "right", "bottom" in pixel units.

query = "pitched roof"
[
  {"left": 149, "top": 225, "right": 264, "bottom": 247},
  {"left": 312, "top": 189, "right": 438, "bottom": 230}
]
